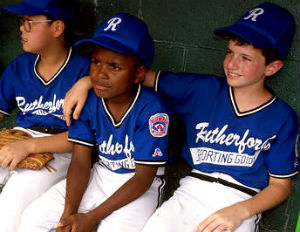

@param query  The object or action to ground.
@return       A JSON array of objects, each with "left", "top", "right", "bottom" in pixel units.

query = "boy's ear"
[
  {"left": 51, "top": 20, "right": 65, "bottom": 38},
  {"left": 265, "top": 60, "right": 283, "bottom": 77},
  {"left": 134, "top": 65, "right": 147, "bottom": 84}
]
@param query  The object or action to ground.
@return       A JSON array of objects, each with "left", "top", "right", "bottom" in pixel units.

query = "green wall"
[{"left": 0, "top": 0, "right": 299, "bottom": 231}]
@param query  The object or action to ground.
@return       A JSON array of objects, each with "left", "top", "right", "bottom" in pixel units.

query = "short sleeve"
[
  {"left": 133, "top": 112, "right": 170, "bottom": 166},
  {"left": 0, "top": 62, "right": 17, "bottom": 115},
  {"left": 132, "top": 93, "right": 170, "bottom": 166},
  {"left": 154, "top": 71, "right": 224, "bottom": 120},
  {"left": 265, "top": 114, "right": 299, "bottom": 177},
  {"left": 68, "top": 104, "right": 96, "bottom": 147}
]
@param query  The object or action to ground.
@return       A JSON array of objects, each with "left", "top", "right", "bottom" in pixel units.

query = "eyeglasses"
[{"left": 18, "top": 17, "right": 53, "bottom": 32}]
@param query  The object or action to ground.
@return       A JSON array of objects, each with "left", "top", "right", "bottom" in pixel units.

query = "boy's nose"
[
  {"left": 227, "top": 56, "right": 239, "bottom": 69},
  {"left": 19, "top": 24, "right": 26, "bottom": 33},
  {"left": 95, "top": 66, "right": 109, "bottom": 79}
]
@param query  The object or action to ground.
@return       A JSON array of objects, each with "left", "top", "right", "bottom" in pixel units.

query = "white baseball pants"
[
  {"left": 19, "top": 163, "right": 165, "bottom": 232},
  {"left": 142, "top": 174, "right": 261, "bottom": 232},
  {"left": 0, "top": 127, "right": 71, "bottom": 232}
]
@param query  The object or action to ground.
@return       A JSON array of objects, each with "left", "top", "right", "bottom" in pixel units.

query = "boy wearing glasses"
[{"left": 0, "top": 0, "right": 90, "bottom": 231}]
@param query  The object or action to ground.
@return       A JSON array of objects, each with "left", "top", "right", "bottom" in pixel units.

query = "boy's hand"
[
  {"left": 57, "top": 213, "right": 95, "bottom": 232},
  {"left": 0, "top": 140, "right": 31, "bottom": 169},
  {"left": 63, "top": 76, "right": 92, "bottom": 126},
  {"left": 197, "top": 203, "right": 247, "bottom": 232},
  {"left": 197, "top": 177, "right": 291, "bottom": 232}
]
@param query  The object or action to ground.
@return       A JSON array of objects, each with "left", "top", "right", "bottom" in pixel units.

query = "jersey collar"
[
  {"left": 229, "top": 86, "right": 276, "bottom": 117},
  {"left": 34, "top": 47, "right": 72, "bottom": 86},
  {"left": 102, "top": 84, "right": 142, "bottom": 127}
]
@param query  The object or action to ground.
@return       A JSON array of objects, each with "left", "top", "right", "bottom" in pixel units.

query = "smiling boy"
[{"left": 141, "top": 3, "right": 299, "bottom": 231}]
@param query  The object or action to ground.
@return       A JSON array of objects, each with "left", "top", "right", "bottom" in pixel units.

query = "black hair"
[
  {"left": 226, "top": 33, "right": 281, "bottom": 65},
  {"left": 45, "top": 14, "right": 73, "bottom": 47},
  {"left": 135, "top": 56, "right": 146, "bottom": 69},
  {"left": 88, "top": 44, "right": 146, "bottom": 69}
]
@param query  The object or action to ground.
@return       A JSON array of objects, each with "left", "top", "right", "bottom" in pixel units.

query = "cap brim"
[
  {"left": 3, "top": 3, "right": 45, "bottom": 16},
  {"left": 214, "top": 24, "right": 275, "bottom": 50},
  {"left": 74, "top": 36, "right": 138, "bottom": 56}
]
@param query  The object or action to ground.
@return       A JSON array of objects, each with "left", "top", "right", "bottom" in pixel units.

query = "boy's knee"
[
  {"left": 19, "top": 199, "right": 52, "bottom": 231},
  {"left": 0, "top": 167, "right": 10, "bottom": 184},
  {"left": 19, "top": 203, "right": 40, "bottom": 228}
]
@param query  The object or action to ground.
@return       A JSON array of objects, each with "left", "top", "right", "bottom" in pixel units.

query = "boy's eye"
[
  {"left": 242, "top": 56, "right": 252, "bottom": 61},
  {"left": 91, "top": 58, "right": 101, "bottom": 66},
  {"left": 110, "top": 63, "right": 121, "bottom": 70},
  {"left": 225, "top": 49, "right": 232, "bottom": 55}
]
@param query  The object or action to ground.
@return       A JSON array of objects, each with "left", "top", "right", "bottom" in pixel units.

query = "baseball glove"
[{"left": 0, "top": 128, "right": 56, "bottom": 171}]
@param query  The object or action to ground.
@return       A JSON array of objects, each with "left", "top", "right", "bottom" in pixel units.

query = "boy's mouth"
[
  {"left": 227, "top": 71, "right": 241, "bottom": 79},
  {"left": 20, "top": 37, "right": 28, "bottom": 44},
  {"left": 93, "top": 81, "right": 111, "bottom": 90}
]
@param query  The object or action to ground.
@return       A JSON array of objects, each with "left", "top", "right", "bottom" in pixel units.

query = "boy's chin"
[
  {"left": 93, "top": 88, "right": 107, "bottom": 98},
  {"left": 22, "top": 46, "right": 39, "bottom": 55}
]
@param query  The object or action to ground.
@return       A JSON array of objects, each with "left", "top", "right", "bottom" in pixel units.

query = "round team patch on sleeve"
[{"left": 149, "top": 113, "right": 169, "bottom": 137}]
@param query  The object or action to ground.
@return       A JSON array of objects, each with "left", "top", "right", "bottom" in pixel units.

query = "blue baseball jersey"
[
  {"left": 155, "top": 71, "right": 299, "bottom": 189},
  {"left": 0, "top": 48, "right": 90, "bottom": 129},
  {"left": 68, "top": 85, "right": 170, "bottom": 174}
]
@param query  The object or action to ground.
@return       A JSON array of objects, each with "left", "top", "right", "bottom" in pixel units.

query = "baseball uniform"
[
  {"left": 18, "top": 84, "right": 170, "bottom": 232},
  {"left": 141, "top": 71, "right": 299, "bottom": 232},
  {"left": 0, "top": 48, "right": 90, "bottom": 232}
]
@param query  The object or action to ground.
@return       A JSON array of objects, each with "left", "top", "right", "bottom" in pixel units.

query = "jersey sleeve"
[
  {"left": 154, "top": 71, "right": 222, "bottom": 120},
  {"left": 0, "top": 61, "right": 17, "bottom": 115},
  {"left": 265, "top": 113, "right": 299, "bottom": 178},
  {"left": 71, "top": 49, "right": 91, "bottom": 78},
  {"left": 154, "top": 71, "right": 195, "bottom": 106},
  {"left": 68, "top": 97, "right": 96, "bottom": 147},
  {"left": 133, "top": 97, "right": 170, "bottom": 166}
]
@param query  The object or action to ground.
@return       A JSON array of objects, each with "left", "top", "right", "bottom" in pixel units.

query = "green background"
[{"left": 0, "top": 0, "right": 299, "bottom": 231}]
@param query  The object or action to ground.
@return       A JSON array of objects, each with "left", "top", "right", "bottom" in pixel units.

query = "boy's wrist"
[
  {"left": 62, "top": 206, "right": 77, "bottom": 218},
  {"left": 23, "top": 138, "right": 36, "bottom": 154},
  {"left": 233, "top": 201, "right": 252, "bottom": 220},
  {"left": 85, "top": 211, "right": 100, "bottom": 227},
  {"left": 81, "top": 76, "right": 93, "bottom": 90}
]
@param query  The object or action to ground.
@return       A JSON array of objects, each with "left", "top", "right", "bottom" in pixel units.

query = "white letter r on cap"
[
  {"left": 243, "top": 8, "right": 264, "bottom": 21},
  {"left": 104, "top": 17, "right": 122, "bottom": 31}
]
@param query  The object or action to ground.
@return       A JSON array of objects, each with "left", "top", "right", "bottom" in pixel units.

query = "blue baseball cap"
[
  {"left": 3, "top": 0, "right": 76, "bottom": 24},
  {"left": 75, "top": 13, "right": 154, "bottom": 68},
  {"left": 214, "top": 2, "right": 295, "bottom": 60}
]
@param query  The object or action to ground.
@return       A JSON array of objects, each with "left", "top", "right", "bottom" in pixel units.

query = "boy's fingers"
[
  {"left": 57, "top": 223, "right": 72, "bottom": 232},
  {"left": 65, "top": 114, "right": 71, "bottom": 127},
  {"left": 0, "top": 156, "right": 12, "bottom": 168},
  {"left": 8, "top": 159, "right": 18, "bottom": 170},
  {"left": 63, "top": 106, "right": 73, "bottom": 126},
  {"left": 58, "top": 216, "right": 72, "bottom": 228},
  {"left": 0, "top": 150, "right": 5, "bottom": 163},
  {"left": 72, "top": 101, "right": 84, "bottom": 120}
]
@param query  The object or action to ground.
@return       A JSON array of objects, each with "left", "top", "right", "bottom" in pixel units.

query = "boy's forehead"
[
  {"left": 23, "top": 14, "right": 48, "bottom": 19},
  {"left": 228, "top": 39, "right": 264, "bottom": 56},
  {"left": 228, "top": 38, "right": 251, "bottom": 47},
  {"left": 92, "top": 46, "right": 124, "bottom": 56},
  {"left": 91, "top": 46, "right": 139, "bottom": 62}
]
